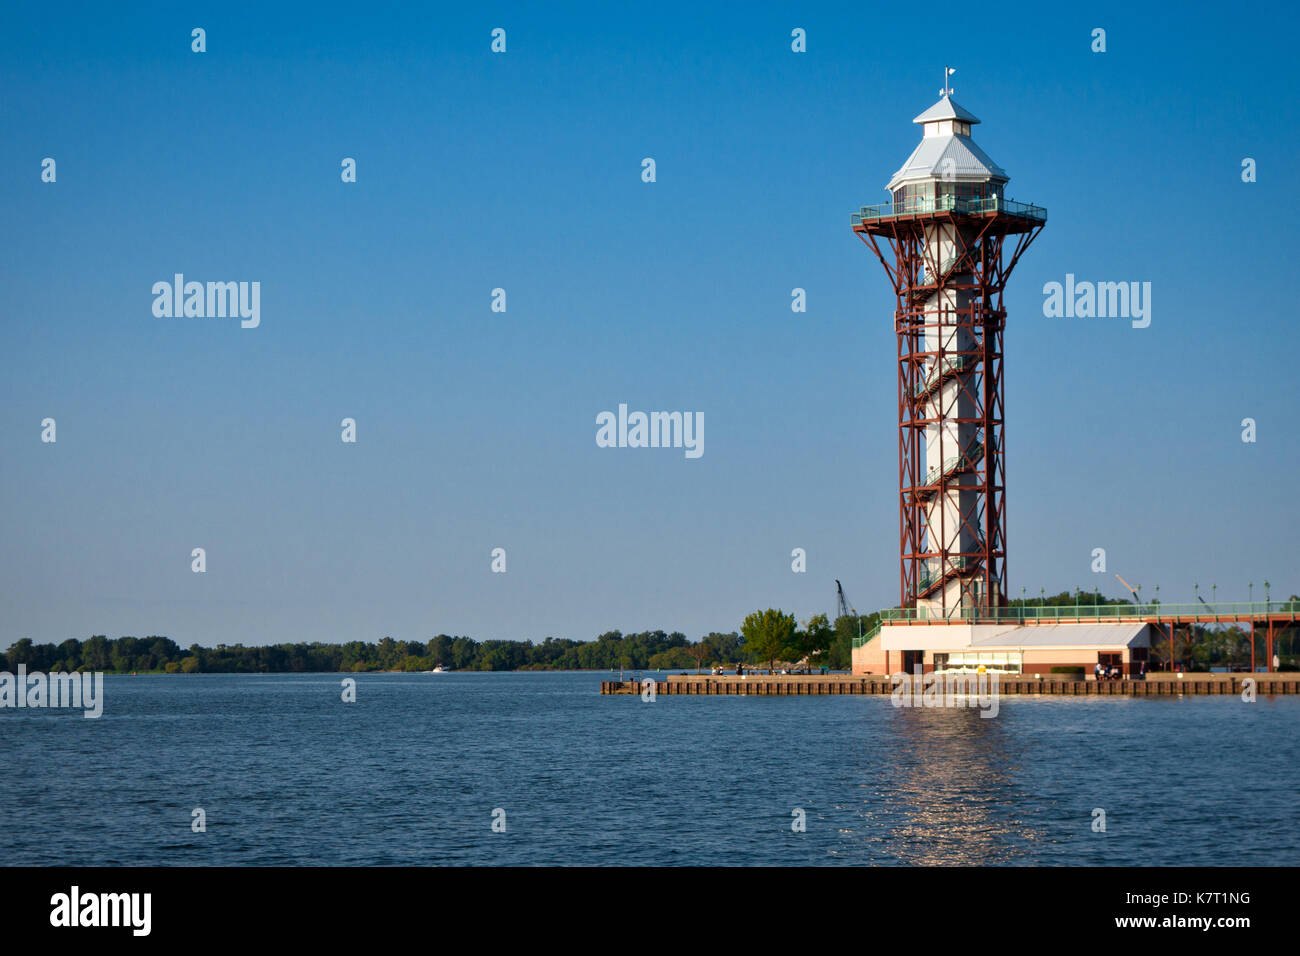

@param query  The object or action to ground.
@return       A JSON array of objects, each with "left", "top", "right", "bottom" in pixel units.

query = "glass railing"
[
  {"left": 848, "top": 598, "right": 1300, "bottom": 646},
  {"left": 877, "top": 600, "right": 1300, "bottom": 625},
  {"left": 852, "top": 622, "right": 882, "bottom": 649},
  {"left": 853, "top": 195, "right": 1047, "bottom": 224}
]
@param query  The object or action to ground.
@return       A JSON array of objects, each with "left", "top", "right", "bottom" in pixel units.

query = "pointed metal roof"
[
  {"left": 912, "top": 95, "right": 981, "bottom": 125},
  {"left": 886, "top": 134, "right": 1008, "bottom": 190}
]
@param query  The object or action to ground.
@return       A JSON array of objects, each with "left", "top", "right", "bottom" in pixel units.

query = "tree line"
[
  {"left": 0, "top": 622, "right": 867, "bottom": 675},
  {"left": 3, "top": 589, "right": 1292, "bottom": 674}
]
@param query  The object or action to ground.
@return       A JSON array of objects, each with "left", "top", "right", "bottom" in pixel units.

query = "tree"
[
  {"left": 58, "top": 638, "right": 83, "bottom": 671},
  {"left": 81, "top": 636, "right": 110, "bottom": 671},
  {"left": 703, "top": 631, "right": 743, "bottom": 665},
  {"left": 1009, "top": 589, "right": 1130, "bottom": 608},
  {"left": 648, "top": 647, "right": 694, "bottom": 670},
  {"left": 685, "top": 641, "right": 711, "bottom": 673},
  {"left": 451, "top": 637, "right": 479, "bottom": 670},
  {"left": 428, "top": 635, "right": 453, "bottom": 667},
  {"left": 795, "top": 613, "right": 834, "bottom": 672},
  {"left": 741, "top": 609, "right": 798, "bottom": 673},
  {"left": 110, "top": 637, "right": 139, "bottom": 672},
  {"left": 6, "top": 639, "right": 34, "bottom": 667},
  {"left": 828, "top": 611, "right": 879, "bottom": 671}
]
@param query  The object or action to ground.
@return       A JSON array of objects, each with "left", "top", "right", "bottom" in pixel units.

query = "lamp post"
[{"left": 1265, "top": 580, "right": 1273, "bottom": 673}]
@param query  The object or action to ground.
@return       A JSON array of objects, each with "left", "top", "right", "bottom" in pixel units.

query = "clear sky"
[{"left": 2, "top": 1, "right": 1297, "bottom": 649}]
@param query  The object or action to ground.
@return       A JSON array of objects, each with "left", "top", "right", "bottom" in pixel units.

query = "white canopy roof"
[{"left": 971, "top": 623, "right": 1150, "bottom": 648}]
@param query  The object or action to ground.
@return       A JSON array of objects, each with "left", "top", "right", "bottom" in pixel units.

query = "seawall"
[{"left": 601, "top": 673, "right": 1300, "bottom": 695}]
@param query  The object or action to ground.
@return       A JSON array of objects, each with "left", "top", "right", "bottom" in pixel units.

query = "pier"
[{"left": 601, "top": 673, "right": 1300, "bottom": 695}]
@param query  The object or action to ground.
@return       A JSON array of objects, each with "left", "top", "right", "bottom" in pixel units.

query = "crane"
[
  {"left": 836, "top": 580, "right": 862, "bottom": 648},
  {"left": 1114, "top": 573, "right": 1141, "bottom": 606},
  {"left": 836, "top": 579, "right": 856, "bottom": 620}
]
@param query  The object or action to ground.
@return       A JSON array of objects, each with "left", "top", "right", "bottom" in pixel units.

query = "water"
[{"left": 3, "top": 672, "right": 1296, "bottom": 865}]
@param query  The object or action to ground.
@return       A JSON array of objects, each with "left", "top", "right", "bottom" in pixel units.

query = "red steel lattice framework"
[{"left": 853, "top": 205, "right": 1044, "bottom": 613}]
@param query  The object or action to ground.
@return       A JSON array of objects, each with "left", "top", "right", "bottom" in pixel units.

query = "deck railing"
[
  {"left": 851, "top": 622, "right": 882, "bottom": 649},
  {"left": 852, "top": 195, "right": 1047, "bottom": 225},
  {"left": 848, "top": 603, "right": 1299, "bottom": 652},
  {"left": 875, "top": 600, "right": 1300, "bottom": 625}
]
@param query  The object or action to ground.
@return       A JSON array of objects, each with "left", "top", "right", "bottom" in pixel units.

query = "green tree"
[
  {"left": 794, "top": 613, "right": 834, "bottom": 672},
  {"left": 828, "top": 611, "right": 879, "bottom": 670},
  {"left": 81, "top": 636, "right": 110, "bottom": 670},
  {"left": 451, "top": 637, "right": 479, "bottom": 670},
  {"left": 648, "top": 647, "right": 694, "bottom": 670},
  {"left": 110, "top": 637, "right": 140, "bottom": 672},
  {"left": 57, "top": 638, "right": 83, "bottom": 671},
  {"left": 702, "top": 631, "right": 743, "bottom": 665},
  {"left": 428, "top": 635, "right": 453, "bottom": 667},
  {"left": 741, "top": 609, "right": 798, "bottom": 673},
  {"left": 685, "top": 641, "right": 711, "bottom": 673},
  {"left": 6, "top": 638, "right": 34, "bottom": 667}
]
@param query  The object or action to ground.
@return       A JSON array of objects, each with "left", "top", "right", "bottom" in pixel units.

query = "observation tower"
[{"left": 852, "top": 75, "right": 1046, "bottom": 620}]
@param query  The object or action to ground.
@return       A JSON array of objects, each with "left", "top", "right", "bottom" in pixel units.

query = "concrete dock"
[{"left": 601, "top": 673, "right": 1300, "bottom": 695}]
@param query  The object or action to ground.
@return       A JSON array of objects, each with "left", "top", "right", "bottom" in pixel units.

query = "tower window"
[
  {"left": 936, "top": 181, "right": 991, "bottom": 202},
  {"left": 894, "top": 182, "right": 934, "bottom": 209}
]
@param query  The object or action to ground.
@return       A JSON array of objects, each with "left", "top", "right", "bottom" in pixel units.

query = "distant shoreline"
[{"left": 31, "top": 667, "right": 821, "bottom": 676}]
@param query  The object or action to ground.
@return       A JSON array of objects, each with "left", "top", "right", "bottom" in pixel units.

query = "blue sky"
[{"left": 2, "top": 1, "right": 1297, "bottom": 649}]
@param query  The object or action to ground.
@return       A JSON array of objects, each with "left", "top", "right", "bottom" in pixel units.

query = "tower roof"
[
  {"left": 887, "top": 136, "right": 1008, "bottom": 190},
  {"left": 912, "top": 95, "right": 981, "bottom": 125},
  {"left": 887, "top": 94, "right": 1007, "bottom": 192}
]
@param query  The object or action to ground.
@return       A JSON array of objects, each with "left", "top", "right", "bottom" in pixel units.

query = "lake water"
[{"left": 3, "top": 671, "right": 1296, "bottom": 865}]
